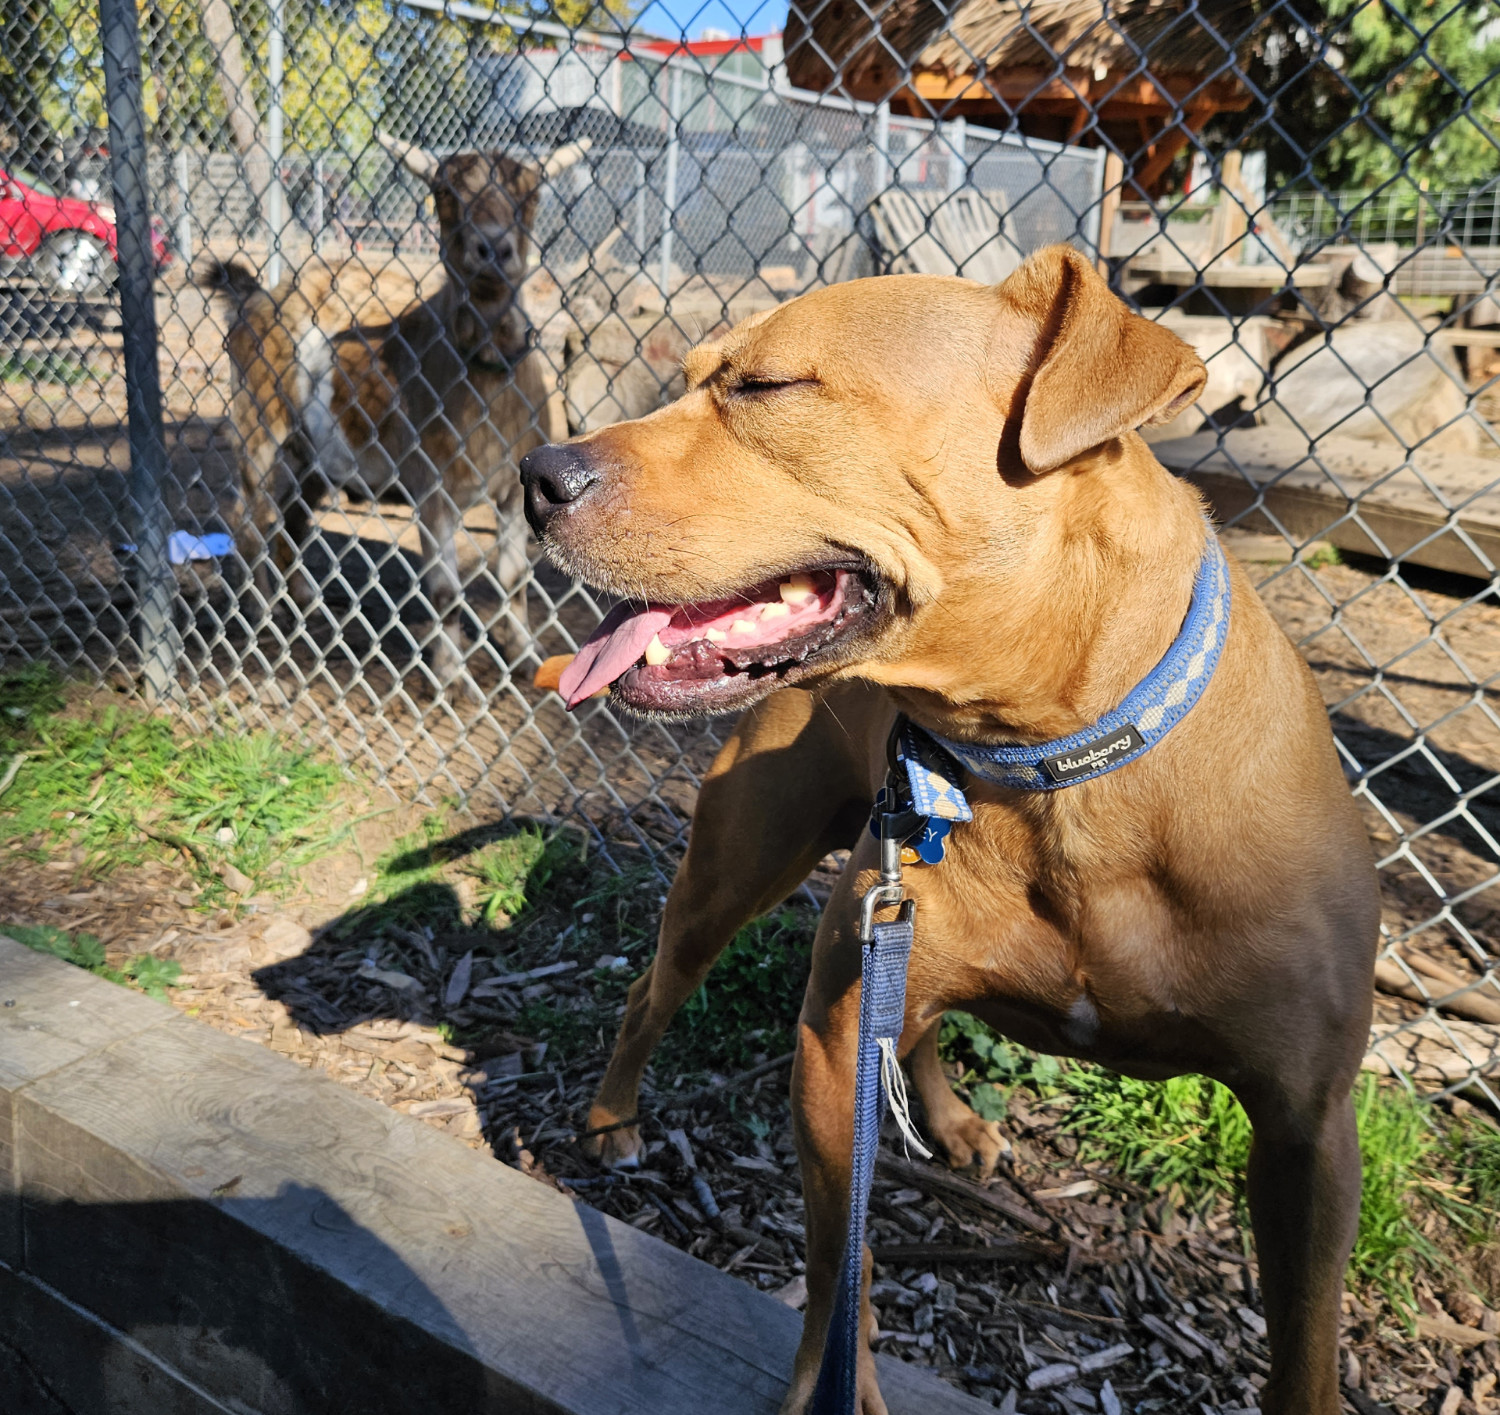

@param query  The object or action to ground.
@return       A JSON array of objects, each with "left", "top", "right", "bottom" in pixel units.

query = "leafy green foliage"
[
  {"left": 6, "top": 922, "right": 181, "bottom": 1000},
  {"left": 1230, "top": 0, "right": 1500, "bottom": 191},
  {"left": 941, "top": 1010, "right": 1497, "bottom": 1307},
  {"left": 0, "top": 667, "right": 346, "bottom": 901},
  {"left": 659, "top": 908, "right": 818, "bottom": 1074},
  {"left": 1063, "top": 1070, "right": 1254, "bottom": 1196},
  {"left": 1321, "top": 0, "right": 1500, "bottom": 190}
]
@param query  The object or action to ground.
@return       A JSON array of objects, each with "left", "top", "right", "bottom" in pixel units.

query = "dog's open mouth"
[{"left": 559, "top": 567, "right": 878, "bottom": 715}]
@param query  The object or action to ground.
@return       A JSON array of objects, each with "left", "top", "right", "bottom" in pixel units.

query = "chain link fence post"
[{"left": 99, "top": 0, "right": 178, "bottom": 705}]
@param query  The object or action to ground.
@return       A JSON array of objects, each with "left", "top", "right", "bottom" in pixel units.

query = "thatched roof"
[{"left": 785, "top": 0, "right": 1260, "bottom": 100}]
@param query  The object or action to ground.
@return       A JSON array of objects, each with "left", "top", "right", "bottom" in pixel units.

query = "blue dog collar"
[{"left": 874, "top": 529, "right": 1230, "bottom": 853}]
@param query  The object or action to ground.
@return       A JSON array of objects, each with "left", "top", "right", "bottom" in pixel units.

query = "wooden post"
[
  {"left": 1216, "top": 148, "right": 1248, "bottom": 262},
  {"left": 1097, "top": 150, "right": 1123, "bottom": 276}
]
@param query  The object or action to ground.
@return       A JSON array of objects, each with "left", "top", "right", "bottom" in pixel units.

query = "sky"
[{"left": 631, "top": 0, "right": 788, "bottom": 41}]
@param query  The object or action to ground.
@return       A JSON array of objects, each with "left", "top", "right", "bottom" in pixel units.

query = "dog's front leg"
[
  {"left": 782, "top": 893, "right": 886, "bottom": 1415},
  {"left": 587, "top": 687, "right": 876, "bottom": 1168},
  {"left": 1239, "top": 1080, "right": 1362, "bottom": 1415}
]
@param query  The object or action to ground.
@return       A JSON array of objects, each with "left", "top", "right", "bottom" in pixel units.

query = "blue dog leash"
[{"left": 807, "top": 529, "right": 1230, "bottom": 1415}]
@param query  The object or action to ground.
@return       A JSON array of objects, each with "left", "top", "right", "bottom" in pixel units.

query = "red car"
[{"left": 0, "top": 164, "right": 171, "bottom": 297}]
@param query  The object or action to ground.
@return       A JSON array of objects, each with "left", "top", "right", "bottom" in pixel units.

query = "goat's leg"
[
  {"left": 414, "top": 479, "right": 474, "bottom": 696},
  {"left": 490, "top": 508, "right": 532, "bottom": 667}
]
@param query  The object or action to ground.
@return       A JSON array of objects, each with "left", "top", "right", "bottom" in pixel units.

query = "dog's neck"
[{"left": 881, "top": 448, "right": 1210, "bottom": 749}]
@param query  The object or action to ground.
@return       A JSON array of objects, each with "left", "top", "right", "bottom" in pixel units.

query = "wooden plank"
[
  {"left": 1152, "top": 428, "right": 1500, "bottom": 578},
  {"left": 0, "top": 940, "right": 990, "bottom": 1415},
  {"left": 1433, "top": 328, "right": 1500, "bottom": 348},
  {"left": 1124, "top": 253, "right": 1335, "bottom": 288},
  {"left": 0, "top": 940, "right": 176, "bottom": 1267}
]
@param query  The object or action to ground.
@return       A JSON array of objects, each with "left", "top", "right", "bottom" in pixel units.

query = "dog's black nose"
[{"left": 519, "top": 443, "right": 601, "bottom": 533}]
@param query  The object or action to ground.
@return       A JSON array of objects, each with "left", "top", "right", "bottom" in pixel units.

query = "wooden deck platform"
[
  {"left": 1153, "top": 428, "right": 1500, "bottom": 578},
  {"left": 0, "top": 937, "right": 991, "bottom": 1415}
]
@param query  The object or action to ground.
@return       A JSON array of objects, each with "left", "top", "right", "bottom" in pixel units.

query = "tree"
[
  {"left": 1322, "top": 0, "right": 1500, "bottom": 188},
  {"left": 1222, "top": 0, "right": 1500, "bottom": 192}
]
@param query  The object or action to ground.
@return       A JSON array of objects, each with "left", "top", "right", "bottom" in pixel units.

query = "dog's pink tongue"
[{"left": 559, "top": 603, "right": 674, "bottom": 708}]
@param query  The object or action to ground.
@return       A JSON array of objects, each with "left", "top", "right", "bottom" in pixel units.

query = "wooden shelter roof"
[
  {"left": 785, "top": 0, "right": 1260, "bottom": 99},
  {"left": 785, "top": 0, "right": 1261, "bottom": 195}
]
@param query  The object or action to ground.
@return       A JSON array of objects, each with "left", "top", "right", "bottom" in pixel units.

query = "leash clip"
[{"left": 859, "top": 810, "right": 915, "bottom": 942}]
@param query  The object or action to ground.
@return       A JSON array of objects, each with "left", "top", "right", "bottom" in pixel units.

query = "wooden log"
[
  {"left": 1374, "top": 958, "right": 1500, "bottom": 1026},
  {"left": 877, "top": 1152, "right": 1056, "bottom": 1235},
  {"left": 1153, "top": 428, "right": 1500, "bottom": 579},
  {"left": 870, "top": 1239, "right": 1063, "bottom": 1266},
  {"left": 0, "top": 937, "right": 989, "bottom": 1415}
]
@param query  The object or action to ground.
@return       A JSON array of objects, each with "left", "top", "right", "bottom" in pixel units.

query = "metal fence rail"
[{"left": 0, "top": 0, "right": 1497, "bottom": 1099}]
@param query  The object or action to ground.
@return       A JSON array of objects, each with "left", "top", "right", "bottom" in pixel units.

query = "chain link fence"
[{"left": 1, "top": 0, "right": 1497, "bottom": 1098}]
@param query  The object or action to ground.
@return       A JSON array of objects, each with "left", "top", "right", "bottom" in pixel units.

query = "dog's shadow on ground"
[{"left": 251, "top": 816, "right": 622, "bottom": 1160}]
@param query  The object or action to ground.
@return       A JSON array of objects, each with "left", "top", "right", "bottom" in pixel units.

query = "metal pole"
[
  {"left": 634, "top": 154, "right": 647, "bottom": 258},
  {"left": 946, "top": 116, "right": 966, "bottom": 194},
  {"left": 266, "top": 0, "right": 286, "bottom": 286},
  {"left": 100, "top": 0, "right": 178, "bottom": 704},
  {"left": 314, "top": 152, "right": 325, "bottom": 255},
  {"left": 874, "top": 100, "right": 890, "bottom": 190},
  {"left": 173, "top": 146, "right": 192, "bottom": 263},
  {"left": 658, "top": 66, "right": 683, "bottom": 296}
]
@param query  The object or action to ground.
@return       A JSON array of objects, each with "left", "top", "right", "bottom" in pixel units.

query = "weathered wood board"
[
  {"left": 1153, "top": 427, "right": 1500, "bottom": 578},
  {"left": 0, "top": 938, "right": 991, "bottom": 1415}
]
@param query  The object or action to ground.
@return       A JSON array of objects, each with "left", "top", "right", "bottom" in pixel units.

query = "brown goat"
[{"left": 202, "top": 134, "right": 588, "bottom": 690}]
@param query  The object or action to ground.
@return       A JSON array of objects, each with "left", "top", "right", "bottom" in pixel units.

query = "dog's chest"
[{"left": 914, "top": 852, "right": 1214, "bottom": 1071}]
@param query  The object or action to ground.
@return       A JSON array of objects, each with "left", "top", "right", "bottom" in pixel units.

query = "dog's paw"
[
  {"left": 930, "top": 1110, "right": 1007, "bottom": 1179},
  {"left": 582, "top": 1103, "right": 645, "bottom": 1168}
]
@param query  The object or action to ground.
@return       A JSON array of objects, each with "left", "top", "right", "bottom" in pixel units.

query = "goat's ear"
[
  {"left": 376, "top": 131, "right": 440, "bottom": 184},
  {"left": 540, "top": 138, "right": 592, "bottom": 180},
  {"left": 997, "top": 245, "right": 1207, "bottom": 475}
]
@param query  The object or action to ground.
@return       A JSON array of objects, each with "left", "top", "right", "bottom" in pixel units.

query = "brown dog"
[
  {"left": 203, "top": 136, "right": 587, "bottom": 688},
  {"left": 519, "top": 246, "right": 1379, "bottom": 1415}
]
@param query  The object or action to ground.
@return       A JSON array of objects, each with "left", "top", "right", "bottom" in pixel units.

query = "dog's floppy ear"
[{"left": 999, "top": 245, "right": 1207, "bottom": 475}]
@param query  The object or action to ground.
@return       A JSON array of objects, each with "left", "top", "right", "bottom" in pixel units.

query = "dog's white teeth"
[
  {"left": 705, "top": 628, "right": 727, "bottom": 643},
  {"left": 779, "top": 575, "right": 816, "bottom": 605},
  {"left": 761, "top": 601, "right": 791, "bottom": 620},
  {"left": 644, "top": 634, "right": 670, "bottom": 666},
  {"left": 730, "top": 618, "right": 756, "bottom": 635}
]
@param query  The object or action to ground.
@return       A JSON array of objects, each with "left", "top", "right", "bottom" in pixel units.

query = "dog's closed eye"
[{"left": 729, "top": 374, "right": 818, "bottom": 398}]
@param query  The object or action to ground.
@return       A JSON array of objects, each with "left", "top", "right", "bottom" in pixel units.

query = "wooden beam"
[
  {"left": 1153, "top": 429, "right": 1500, "bottom": 579},
  {"left": 0, "top": 938, "right": 993, "bottom": 1415},
  {"left": 906, "top": 67, "right": 1248, "bottom": 111},
  {"left": 1132, "top": 107, "right": 1213, "bottom": 196},
  {"left": 1097, "top": 150, "right": 1125, "bottom": 274}
]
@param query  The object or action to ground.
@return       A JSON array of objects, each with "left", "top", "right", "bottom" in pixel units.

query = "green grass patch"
[
  {"left": 5, "top": 922, "right": 181, "bottom": 1001},
  {"left": 659, "top": 907, "right": 817, "bottom": 1074},
  {"left": 1064, "top": 1067, "right": 1253, "bottom": 1197},
  {"left": 466, "top": 826, "right": 567, "bottom": 926},
  {"left": 1302, "top": 543, "right": 1343, "bottom": 570},
  {"left": 0, "top": 350, "right": 94, "bottom": 386},
  {"left": 942, "top": 1010, "right": 1496, "bottom": 1311},
  {"left": 1, "top": 667, "right": 347, "bottom": 902}
]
